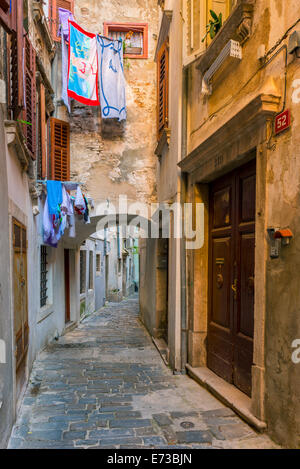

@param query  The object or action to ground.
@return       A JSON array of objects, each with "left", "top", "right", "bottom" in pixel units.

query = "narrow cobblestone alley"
[{"left": 8, "top": 297, "right": 278, "bottom": 449}]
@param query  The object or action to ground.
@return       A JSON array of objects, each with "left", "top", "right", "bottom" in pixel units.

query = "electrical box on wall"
[{"left": 267, "top": 227, "right": 293, "bottom": 258}]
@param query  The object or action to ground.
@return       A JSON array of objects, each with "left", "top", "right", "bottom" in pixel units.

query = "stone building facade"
[
  {"left": 0, "top": 0, "right": 159, "bottom": 448},
  {"left": 151, "top": 0, "right": 300, "bottom": 448},
  {"left": 139, "top": 0, "right": 300, "bottom": 449}
]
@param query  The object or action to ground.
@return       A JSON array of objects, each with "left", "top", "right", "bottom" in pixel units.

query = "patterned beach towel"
[{"left": 68, "top": 21, "right": 100, "bottom": 106}]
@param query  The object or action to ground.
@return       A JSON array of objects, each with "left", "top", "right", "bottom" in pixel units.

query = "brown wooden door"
[
  {"left": 13, "top": 219, "right": 29, "bottom": 371},
  {"left": 64, "top": 249, "right": 70, "bottom": 323},
  {"left": 208, "top": 159, "right": 256, "bottom": 396}
]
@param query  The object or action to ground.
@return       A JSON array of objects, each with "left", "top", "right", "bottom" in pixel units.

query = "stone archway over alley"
[{"left": 8, "top": 296, "right": 277, "bottom": 449}]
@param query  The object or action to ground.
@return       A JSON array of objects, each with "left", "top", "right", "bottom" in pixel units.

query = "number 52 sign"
[{"left": 275, "top": 109, "right": 291, "bottom": 135}]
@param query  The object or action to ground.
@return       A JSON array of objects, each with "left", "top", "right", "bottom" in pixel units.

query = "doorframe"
[
  {"left": 10, "top": 214, "right": 29, "bottom": 410},
  {"left": 64, "top": 249, "right": 71, "bottom": 323},
  {"left": 186, "top": 146, "right": 267, "bottom": 422}
]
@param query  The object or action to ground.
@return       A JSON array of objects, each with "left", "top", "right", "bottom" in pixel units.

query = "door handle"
[{"left": 231, "top": 278, "right": 237, "bottom": 300}]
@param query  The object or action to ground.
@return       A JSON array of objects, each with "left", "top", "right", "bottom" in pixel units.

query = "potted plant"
[{"left": 202, "top": 10, "right": 223, "bottom": 43}]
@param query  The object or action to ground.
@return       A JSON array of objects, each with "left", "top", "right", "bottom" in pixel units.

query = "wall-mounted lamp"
[
  {"left": 267, "top": 227, "right": 293, "bottom": 259},
  {"left": 274, "top": 228, "right": 293, "bottom": 246}
]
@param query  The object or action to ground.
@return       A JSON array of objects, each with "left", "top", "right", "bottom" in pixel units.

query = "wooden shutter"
[
  {"left": 22, "top": 35, "right": 37, "bottom": 159},
  {"left": 50, "top": 0, "right": 74, "bottom": 42},
  {"left": 50, "top": 117, "right": 70, "bottom": 181},
  {"left": 0, "top": 0, "right": 11, "bottom": 32},
  {"left": 39, "top": 83, "right": 47, "bottom": 179},
  {"left": 157, "top": 40, "right": 169, "bottom": 139},
  {"left": 8, "top": 0, "right": 24, "bottom": 119}
]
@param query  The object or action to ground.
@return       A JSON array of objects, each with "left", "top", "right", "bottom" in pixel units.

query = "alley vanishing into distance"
[{"left": 8, "top": 296, "right": 278, "bottom": 450}]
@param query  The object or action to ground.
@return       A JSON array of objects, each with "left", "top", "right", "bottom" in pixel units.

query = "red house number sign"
[{"left": 275, "top": 109, "right": 291, "bottom": 135}]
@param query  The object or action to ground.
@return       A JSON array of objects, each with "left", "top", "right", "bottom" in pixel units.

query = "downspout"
[{"left": 180, "top": 66, "right": 189, "bottom": 373}]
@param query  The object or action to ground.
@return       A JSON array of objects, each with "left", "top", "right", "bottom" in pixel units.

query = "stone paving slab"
[{"left": 8, "top": 296, "right": 279, "bottom": 449}]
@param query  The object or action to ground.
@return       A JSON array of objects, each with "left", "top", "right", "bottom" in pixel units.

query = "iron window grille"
[{"left": 40, "top": 245, "right": 48, "bottom": 307}]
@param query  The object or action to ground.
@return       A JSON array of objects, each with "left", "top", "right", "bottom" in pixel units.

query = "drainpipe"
[{"left": 180, "top": 67, "right": 189, "bottom": 373}]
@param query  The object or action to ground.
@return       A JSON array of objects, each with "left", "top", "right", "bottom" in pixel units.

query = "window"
[
  {"left": 0, "top": 0, "right": 11, "bottom": 32},
  {"left": 37, "top": 83, "right": 48, "bottom": 179},
  {"left": 80, "top": 250, "right": 86, "bottom": 294},
  {"left": 103, "top": 23, "right": 148, "bottom": 59},
  {"left": 49, "top": 0, "right": 74, "bottom": 42},
  {"left": 183, "top": 0, "right": 237, "bottom": 65},
  {"left": 8, "top": 0, "right": 24, "bottom": 120},
  {"left": 96, "top": 253, "right": 101, "bottom": 276},
  {"left": 7, "top": 1, "right": 37, "bottom": 158},
  {"left": 50, "top": 117, "right": 70, "bottom": 181},
  {"left": 88, "top": 251, "right": 93, "bottom": 290},
  {"left": 157, "top": 39, "right": 169, "bottom": 139},
  {"left": 40, "top": 246, "right": 48, "bottom": 308},
  {"left": 22, "top": 34, "right": 37, "bottom": 159}
]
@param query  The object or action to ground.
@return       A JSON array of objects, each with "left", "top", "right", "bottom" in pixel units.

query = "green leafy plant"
[{"left": 202, "top": 10, "right": 223, "bottom": 43}]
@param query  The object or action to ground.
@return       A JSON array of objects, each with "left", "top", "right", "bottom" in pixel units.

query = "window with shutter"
[
  {"left": 8, "top": 0, "right": 24, "bottom": 119},
  {"left": 49, "top": 0, "right": 74, "bottom": 42},
  {"left": 157, "top": 39, "right": 169, "bottom": 140},
  {"left": 0, "top": 0, "right": 11, "bottom": 32},
  {"left": 38, "top": 83, "right": 47, "bottom": 179},
  {"left": 22, "top": 35, "right": 37, "bottom": 159},
  {"left": 50, "top": 117, "right": 70, "bottom": 181}
]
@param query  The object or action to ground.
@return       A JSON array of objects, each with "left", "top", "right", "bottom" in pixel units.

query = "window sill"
[
  {"left": 196, "top": 1, "right": 254, "bottom": 76},
  {"left": 37, "top": 305, "right": 54, "bottom": 324},
  {"left": 4, "top": 121, "right": 31, "bottom": 171}
]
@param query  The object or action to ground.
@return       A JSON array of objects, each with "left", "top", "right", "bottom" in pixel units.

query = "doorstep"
[
  {"left": 63, "top": 321, "right": 77, "bottom": 335},
  {"left": 186, "top": 364, "right": 266, "bottom": 432}
]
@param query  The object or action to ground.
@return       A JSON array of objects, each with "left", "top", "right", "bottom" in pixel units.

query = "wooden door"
[
  {"left": 64, "top": 249, "right": 70, "bottom": 323},
  {"left": 208, "top": 159, "right": 256, "bottom": 396},
  {"left": 13, "top": 219, "right": 29, "bottom": 371}
]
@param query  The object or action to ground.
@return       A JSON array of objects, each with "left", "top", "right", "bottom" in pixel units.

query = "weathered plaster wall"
[
  {"left": 94, "top": 239, "right": 106, "bottom": 310},
  {"left": 186, "top": 0, "right": 300, "bottom": 448},
  {"left": 0, "top": 104, "right": 14, "bottom": 448},
  {"left": 155, "top": 1, "right": 183, "bottom": 370},
  {"left": 69, "top": 0, "right": 158, "bottom": 207}
]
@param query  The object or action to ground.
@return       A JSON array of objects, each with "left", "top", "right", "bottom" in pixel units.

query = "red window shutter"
[
  {"left": 0, "top": 0, "right": 11, "bottom": 32},
  {"left": 50, "top": 117, "right": 70, "bottom": 181},
  {"left": 39, "top": 83, "right": 47, "bottom": 179},
  {"left": 157, "top": 40, "right": 169, "bottom": 139},
  {"left": 8, "top": 0, "right": 24, "bottom": 119},
  {"left": 50, "top": 0, "right": 74, "bottom": 42},
  {"left": 22, "top": 35, "right": 37, "bottom": 159}
]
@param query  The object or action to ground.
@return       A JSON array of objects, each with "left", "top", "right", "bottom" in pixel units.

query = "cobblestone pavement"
[{"left": 8, "top": 296, "right": 279, "bottom": 449}]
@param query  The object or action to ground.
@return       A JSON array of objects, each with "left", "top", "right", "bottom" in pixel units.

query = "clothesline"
[{"left": 36, "top": 180, "right": 84, "bottom": 185}]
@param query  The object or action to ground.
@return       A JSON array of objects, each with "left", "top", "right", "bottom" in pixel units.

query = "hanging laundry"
[
  {"left": 58, "top": 8, "right": 74, "bottom": 42},
  {"left": 83, "top": 195, "right": 91, "bottom": 224},
  {"left": 61, "top": 184, "right": 76, "bottom": 237},
  {"left": 61, "top": 184, "right": 74, "bottom": 216},
  {"left": 74, "top": 185, "right": 86, "bottom": 214},
  {"left": 58, "top": 8, "right": 74, "bottom": 113},
  {"left": 97, "top": 36, "right": 126, "bottom": 121},
  {"left": 43, "top": 198, "right": 59, "bottom": 248},
  {"left": 68, "top": 21, "right": 100, "bottom": 106},
  {"left": 46, "top": 180, "right": 63, "bottom": 220}
]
